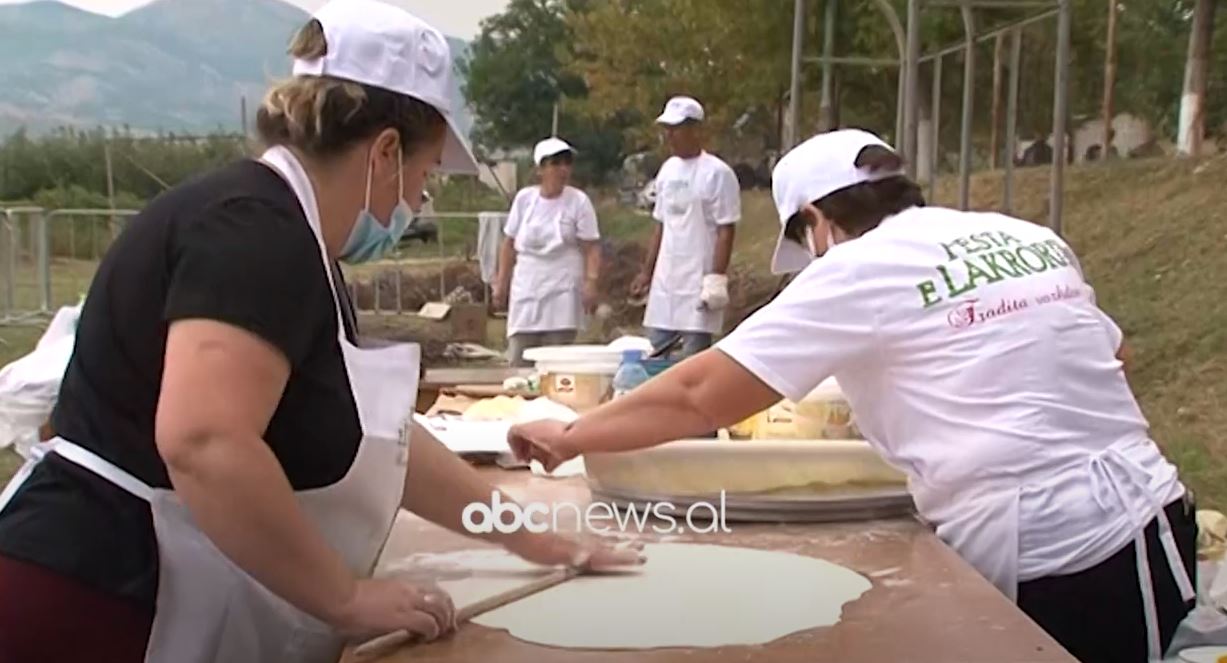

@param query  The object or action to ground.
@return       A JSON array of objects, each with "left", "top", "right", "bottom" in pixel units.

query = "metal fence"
[
  {"left": 341, "top": 211, "right": 505, "bottom": 316},
  {"left": 0, "top": 207, "right": 139, "bottom": 325},
  {"left": 0, "top": 207, "right": 503, "bottom": 326}
]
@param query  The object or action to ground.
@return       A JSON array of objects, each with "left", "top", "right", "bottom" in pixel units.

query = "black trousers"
[{"left": 1017, "top": 496, "right": 1198, "bottom": 663}]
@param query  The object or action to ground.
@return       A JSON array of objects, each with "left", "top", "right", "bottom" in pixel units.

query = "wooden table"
[
  {"left": 421, "top": 368, "right": 533, "bottom": 390},
  {"left": 343, "top": 470, "right": 1077, "bottom": 663}
]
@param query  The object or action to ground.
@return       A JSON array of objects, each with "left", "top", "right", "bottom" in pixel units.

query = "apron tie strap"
[
  {"left": 1088, "top": 448, "right": 1195, "bottom": 662},
  {"left": 53, "top": 439, "right": 154, "bottom": 502}
]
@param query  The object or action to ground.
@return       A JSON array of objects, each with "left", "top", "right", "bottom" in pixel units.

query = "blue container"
[
  {"left": 641, "top": 357, "right": 679, "bottom": 377},
  {"left": 612, "top": 350, "right": 651, "bottom": 398}
]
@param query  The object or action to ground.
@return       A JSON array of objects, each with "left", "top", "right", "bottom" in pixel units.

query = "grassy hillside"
[{"left": 1, "top": 155, "right": 1224, "bottom": 507}]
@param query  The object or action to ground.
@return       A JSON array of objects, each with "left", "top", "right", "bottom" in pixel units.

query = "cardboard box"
[{"left": 445, "top": 304, "right": 487, "bottom": 343}]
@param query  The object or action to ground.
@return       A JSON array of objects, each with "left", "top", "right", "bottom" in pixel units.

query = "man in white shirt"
[
  {"left": 510, "top": 129, "right": 1198, "bottom": 663},
  {"left": 495, "top": 137, "right": 602, "bottom": 366},
  {"left": 631, "top": 96, "right": 741, "bottom": 357}
]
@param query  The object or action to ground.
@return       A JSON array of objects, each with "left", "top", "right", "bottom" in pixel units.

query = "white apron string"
[
  {"left": 0, "top": 438, "right": 154, "bottom": 512},
  {"left": 1089, "top": 448, "right": 1195, "bottom": 662},
  {"left": 54, "top": 439, "right": 154, "bottom": 501},
  {"left": 0, "top": 440, "right": 56, "bottom": 511}
]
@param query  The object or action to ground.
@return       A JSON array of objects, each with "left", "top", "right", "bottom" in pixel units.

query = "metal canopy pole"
[
  {"left": 866, "top": 0, "right": 907, "bottom": 149},
  {"left": 903, "top": 0, "right": 921, "bottom": 174},
  {"left": 805, "top": 55, "right": 899, "bottom": 67},
  {"left": 930, "top": 54, "right": 943, "bottom": 201},
  {"left": 919, "top": 7, "right": 1058, "bottom": 64},
  {"left": 1003, "top": 27, "right": 1022, "bottom": 214},
  {"left": 958, "top": 3, "right": 975, "bottom": 210},
  {"left": 1049, "top": 0, "right": 1071, "bottom": 234},
  {"left": 819, "top": 0, "right": 838, "bottom": 131},
  {"left": 788, "top": 0, "right": 806, "bottom": 150}
]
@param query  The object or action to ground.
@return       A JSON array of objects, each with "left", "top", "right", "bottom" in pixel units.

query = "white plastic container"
[{"left": 522, "top": 345, "right": 624, "bottom": 412}]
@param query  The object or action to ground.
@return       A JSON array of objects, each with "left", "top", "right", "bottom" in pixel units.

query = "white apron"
[
  {"left": 0, "top": 146, "right": 420, "bottom": 663},
  {"left": 911, "top": 437, "right": 1196, "bottom": 662},
  {"left": 643, "top": 170, "right": 722, "bottom": 334},
  {"left": 507, "top": 192, "right": 584, "bottom": 336}
]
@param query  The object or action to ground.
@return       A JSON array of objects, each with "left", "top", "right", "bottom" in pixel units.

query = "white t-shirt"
[
  {"left": 717, "top": 206, "right": 1182, "bottom": 581},
  {"left": 504, "top": 185, "right": 600, "bottom": 253},
  {"left": 644, "top": 152, "right": 741, "bottom": 333},
  {"left": 652, "top": 152, "right": 741, "bottom": 227}
]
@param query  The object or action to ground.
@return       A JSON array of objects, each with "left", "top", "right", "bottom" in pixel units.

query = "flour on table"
[{"left": 472, "top": 542, "right": 871, "bottom": 649}]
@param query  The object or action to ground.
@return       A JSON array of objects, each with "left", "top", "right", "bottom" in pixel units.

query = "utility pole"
[
  {"left": 1101, "top": 0, "right": 1118, "bottom": 160},
  {"left": 1177, "top": 0, "right": 1217, "bottom": 157},
  {"left": 551, "top": 102, "right": 559, "bottom": 137},
  {"left": 105, "top": 142, "right": 118, "bottom": 240}
]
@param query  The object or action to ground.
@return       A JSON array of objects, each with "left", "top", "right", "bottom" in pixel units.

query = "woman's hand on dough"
[
  {"left": 332, "top": 577, "right": 456, "bottom": 641},
  {"left": 508, "top": 419, "right": 574, "bottom": 472},
  {"left": 510, "top": 532, "right": 646, "bottom": 572}
]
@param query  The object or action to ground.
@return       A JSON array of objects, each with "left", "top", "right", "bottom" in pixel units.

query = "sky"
[{"left": 0, "top": 0, "right": 510, "bottom": 38}]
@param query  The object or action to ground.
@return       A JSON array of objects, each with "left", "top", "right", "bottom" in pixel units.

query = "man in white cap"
[
  {"left": 510, "top": 128, "right": 1197, "bottom": 663},
  {"left": 495, "top": 136, "right": 602, "bottom": 366},
  {"left": 630, "top": 95, "right": 741, "bottom": 357}
]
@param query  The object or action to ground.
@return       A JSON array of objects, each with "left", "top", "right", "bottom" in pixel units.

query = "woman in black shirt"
[{"left": 0, "top": 3, "right": 639, "bottom": 662}]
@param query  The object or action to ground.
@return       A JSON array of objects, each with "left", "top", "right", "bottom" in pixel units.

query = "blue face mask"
[{"left": 340, "top": 157, "right": 413, "bottom": 264}]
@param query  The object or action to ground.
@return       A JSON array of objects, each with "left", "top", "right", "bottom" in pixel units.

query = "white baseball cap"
[
  {"left": 655, "top": 96, "right": 704, "bottom": 125},
  {"left": 533, "top": 137, "right": 575, "bottom": 165},
  {"left": 292, "top": 0, "right": 478, "bottom": 175},
  {"left": 769, "top": 129, "right": 904, "bottom": 274}
]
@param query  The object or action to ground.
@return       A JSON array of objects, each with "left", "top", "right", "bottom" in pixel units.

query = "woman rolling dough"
[
  {"left": 511, "top": 129, "right": 1197, "bottom": 663},
  {"left": 493, "top": 137, "right": 602, "bottom": 366},
  {"left": 0, "top": 4, "right": 638, "bottom": 662}
]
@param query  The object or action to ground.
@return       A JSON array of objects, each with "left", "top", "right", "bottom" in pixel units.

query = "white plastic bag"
[{"left": 0, "top": 305, "right": 81, "bottom": 458}]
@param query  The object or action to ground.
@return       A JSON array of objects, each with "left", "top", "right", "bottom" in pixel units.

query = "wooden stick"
[{"left": 351, "top": 568, "right": 576, "bottom": 659}]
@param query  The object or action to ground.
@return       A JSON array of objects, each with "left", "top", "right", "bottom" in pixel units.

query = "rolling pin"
[{"left": 351, "top": 567, "right": 577, "bottom": 659}]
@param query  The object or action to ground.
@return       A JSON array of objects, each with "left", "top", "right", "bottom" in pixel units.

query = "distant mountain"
[{"left": 0, "top": 0, "right": 473, "bottom": 137}]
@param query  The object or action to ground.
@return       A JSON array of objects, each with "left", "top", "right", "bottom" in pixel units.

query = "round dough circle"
[{"left": 472, "top": 542, "right": 871, "bottom": 649}]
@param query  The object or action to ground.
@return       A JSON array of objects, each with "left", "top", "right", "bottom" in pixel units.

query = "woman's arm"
[
  {"left": 403, "top": 420, "right": 643, "bottom": 568},
  {"left": 582, "top": 241, "right": 601, "bottom": 283},
  {"left": 581, "top": 240, "right": 601, "bottom": 313},
  {"left": 510, "top": 350, "right": 780, "bottom": 469},
  {"left": 401, "top": 419, "right": 528, "bottom": 550},
  {"left": 156, "top": 319, "right": 358, "bottom": 624},
  {"left": 493, "top": 237, "right": 516, "bottom": 308}
]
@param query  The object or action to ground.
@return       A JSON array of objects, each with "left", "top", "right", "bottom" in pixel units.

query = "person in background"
[
  {"left": 513, "top": 129, "right": 1197, "bottom": 663},
  {"left": 494, "top": 137, "right": 602, "bottom": 367},
  {"left": 0, "top": 5, "right": 638, "bottom": 662},
  {"left": 630, "top": 96, "right": 741, "bottom": 357}
]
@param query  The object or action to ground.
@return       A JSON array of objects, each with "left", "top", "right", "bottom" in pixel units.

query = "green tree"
[
  {"left": 461, "top": 0, "right": 587, "bottom": 148},
  {"left": 461, "top": 0, "right": 630, "bottom": 184},
  {"left": 564, "top": 0, "right": 794, "bottom": 155}
]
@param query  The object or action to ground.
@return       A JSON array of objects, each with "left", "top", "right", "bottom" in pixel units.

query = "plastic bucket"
[
  {"left": 522, "top": 345, "right": 624, "bottom": 375},
  {"left": 523, "top": 346, "right": 623, "bottom": 412}
]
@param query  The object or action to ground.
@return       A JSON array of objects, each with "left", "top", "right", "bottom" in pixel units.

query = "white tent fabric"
[{"left": 0, "top": 305, "right": 81, "bottom": 459}]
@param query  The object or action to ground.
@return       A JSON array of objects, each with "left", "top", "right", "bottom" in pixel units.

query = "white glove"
[{"left": 699, "top": 274, "right": 729, "bottom": 311}]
